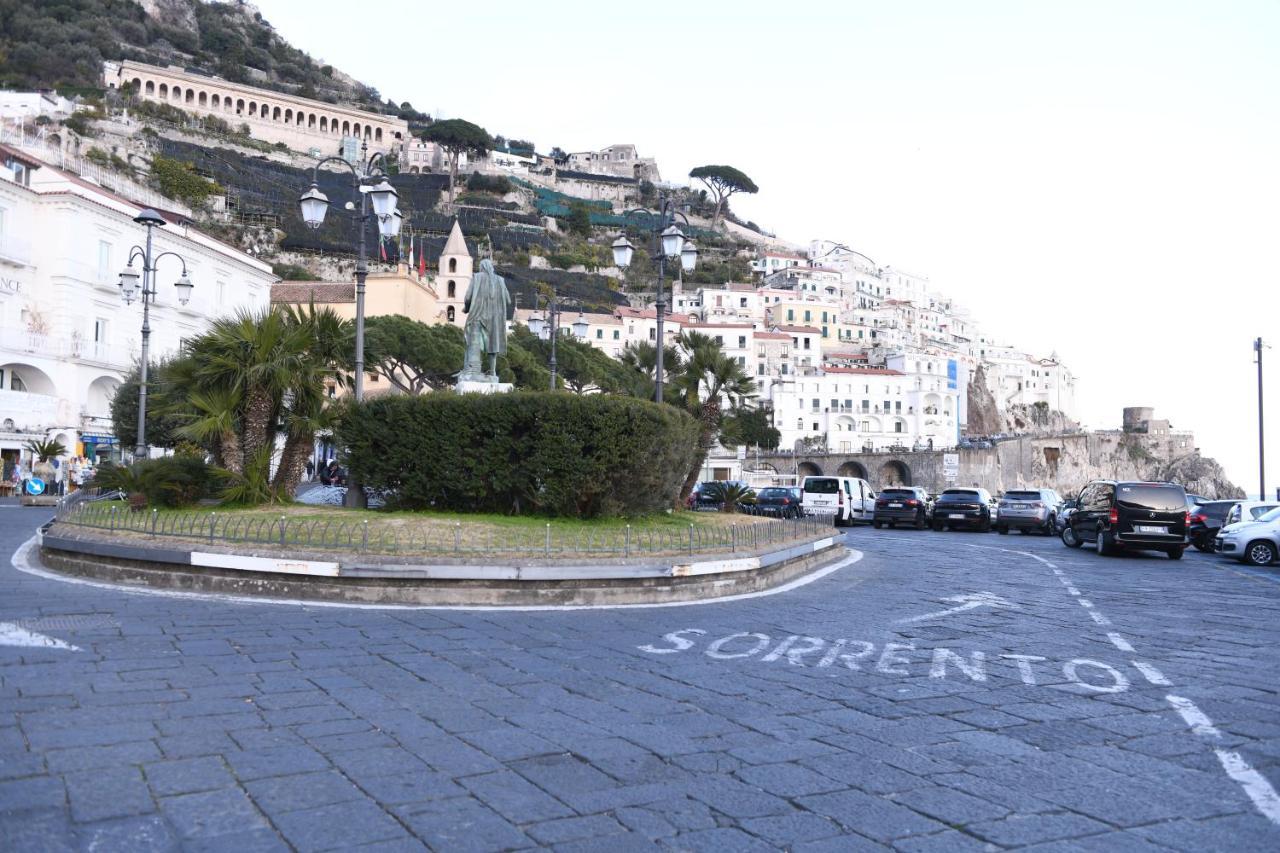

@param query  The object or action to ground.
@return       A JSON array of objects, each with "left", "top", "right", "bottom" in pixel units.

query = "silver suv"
[{"left": 996, "top": 488, "right": 1063, "bottom": 536}]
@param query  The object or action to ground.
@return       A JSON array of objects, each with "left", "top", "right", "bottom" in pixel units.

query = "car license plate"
[
  {"left": 949, "top": 513, "right": 964, "bottom": 520},
  {"left": 1013, "top": 503, "right": 1026, "bottom": 509},
  {"left": 1135, "top": 524, "right": 1164, "bottom": 534},
  {"left": 889, "top": 503, "right": 902, "bottom": 508}
]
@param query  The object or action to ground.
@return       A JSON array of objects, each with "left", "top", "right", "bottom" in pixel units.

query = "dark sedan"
[
  {"left": 932, "top": 488, "right": 995, "bottom": 532},
  {"left": 752, "top": 487, "right": 805, "bottom": 518},
  {"left": 873, "top": 487, "right": 933, "bottom": 529}
]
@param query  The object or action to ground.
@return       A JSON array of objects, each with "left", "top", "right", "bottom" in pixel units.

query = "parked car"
[
  {"left": 996, "top": 489, "right": 1064, "bottom": 535},
  {"left": 932, "top": 488, "right": 995, "bottom": 532},
  {"left": 872, "top": 487, "right": 933, "bottom": 529},
  {"left": 693, "top": 480, "right": 750, "bottom": 511},
  {"left": 1215, "top": 506, "right": 1280, "bottom": 566},
  {"left": 1055, "top": 497, "right": 1080, "bottom": 533},
  {"left": 802, "top": 476, "right": 876, "bottom": 527},
  {"left": 1186, "top": 499, "right": 1237, "bottom": 553},
  {"left": 753, "top": 487, "right": 805, "bottom": 518},
  {"left": 1061, "top": 480, "right": 1188, "bottom": 559},
  {"left": 1223, "top": 500, "right": 1280, "bottom": 529}
]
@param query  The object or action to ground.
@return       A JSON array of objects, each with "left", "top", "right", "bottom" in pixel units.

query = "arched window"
[
  {"left": 342, "top": 120, "right": 350, "bottom": 136},
  {"left": 145, "top": 80, "right": 155, "bottom": 95},
  {"left": 211, "top": 94, "right": 219, "bottom": 109},
  {"left": 284, "top": 109, "right": 292, "bottom": 123},
  {"left": 308, "top": 113, "right": 316, "bottom": 129},
  {"left": 375, "top": 128, "right": 382, "bottom": 142},
  {"left": 331, "top": 117, "right": 339, "bottom": 134},
  {"left": 159, "top": 84, "right": 168, "bottom": 98},
  {"left": 448, "top": 258, "right": 457, "bottom": 273},
  {"left": 171, "top": 86, "right": 180, "bottom": 101},
  {"left": 185, "top": 89, "right": 195, "bottom": 104},
  {"left": 272, "top": 106, "right": 281, "bottom": 121},
  {"left": 447, "top": 306, "right": 455, "bottom": 322},
  {"left": 319, "top": 117, "right": 327, "bottom": 133},
  {"left": 364, "top": 126, "right": 372, "bottom": 140},
  {"left": 131, "top": 77, "right": 143, "bottom": 91},
  {"left": 248, "top": 102, "right": 257, "bottom": 116},
  {"left": 236, "top": 98, "right": 245, "bottom": 114},
  {"left": 447, "top": 280, "right": 457, "bottom": 298}
]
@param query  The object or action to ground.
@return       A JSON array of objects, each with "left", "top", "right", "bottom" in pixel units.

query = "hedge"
[{"left": 337, "top": 392, "right": 701, "bottom": 517}]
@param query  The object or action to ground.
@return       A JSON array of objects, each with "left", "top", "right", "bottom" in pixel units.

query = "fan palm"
[
  {"left": 672, "top": 330, "right": 757, "bottom": 505},
  {"left": 619, "top": 341, "right": 685, "bottom": 398},
  {"left": 24, "top": 438, "right": 67, "bottom": 462}
]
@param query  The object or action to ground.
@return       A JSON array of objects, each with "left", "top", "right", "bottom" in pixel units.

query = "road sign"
[{"left": 942, "top": 453, "right": 959, "bottom": 482}]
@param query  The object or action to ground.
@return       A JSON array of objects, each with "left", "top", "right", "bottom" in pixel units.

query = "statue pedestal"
[{"left": 456, "top": 380, "right": 514, "bottom": 395}]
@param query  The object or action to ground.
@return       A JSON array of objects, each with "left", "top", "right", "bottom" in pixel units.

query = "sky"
[{"left": 254, "top": 0, "right": 1280, "bottom": 495}]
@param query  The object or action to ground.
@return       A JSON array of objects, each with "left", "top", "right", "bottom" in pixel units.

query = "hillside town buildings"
[{"left": 0, "top": 143, "right": 274, "bottom": 474}]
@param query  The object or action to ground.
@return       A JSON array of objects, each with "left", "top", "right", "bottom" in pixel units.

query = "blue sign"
[
  {"left": 947, "top": 359, "right": 958, "bottom": 390},
  {"left": 82, "top": 435, "right": 117, "bottom": 445},
  {"left": 24, "top": 478, "right": 45, "bottom": 496}
]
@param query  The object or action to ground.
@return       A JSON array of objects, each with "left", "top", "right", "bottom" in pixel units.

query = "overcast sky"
[{"left": 255, "top": 0, "right": 1279, "bottom": 495}]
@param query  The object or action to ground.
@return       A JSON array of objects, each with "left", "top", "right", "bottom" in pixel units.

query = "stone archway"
[
  {"left": 837, "top": 461, "right": 869, "bottom": 480},
  {"left": 878, "top": 460, "right": 911, "bottom": 487},
  {"left": 797, "top": 461, "right": 823, "bottom": 479}
]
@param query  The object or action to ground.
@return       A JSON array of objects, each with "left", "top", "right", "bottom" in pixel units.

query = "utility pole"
[{"left": 1256, "top": 337, "right": 1266, "bottom": 500}]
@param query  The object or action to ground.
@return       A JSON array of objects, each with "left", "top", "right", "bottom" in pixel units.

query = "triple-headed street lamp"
[
  {"left": 527, "top": 292, "right": 589, "bottom": 390},
  {"left": 610, "top": 197, "right": 698, "bottom": 403},
  {"left": 118, "top": 208, "right": 193, "bottom": 461},
  {"left": 298, "top": 141, "right": 402, "bottom": 508}
]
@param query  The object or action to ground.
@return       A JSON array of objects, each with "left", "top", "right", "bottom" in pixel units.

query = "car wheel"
[
  {"left": 1062, "top": 526, "right": 1083, "bottom": 548},
  {"left": 932, "top": 521, "right": 944, "bottom": 532},
  {"left": 1044, "top": 515, "right": 1056, "bottom": 536},
  {"left": 1245, "top": 540, "right": 1278, "bottom": 566},
  {"left": 1166, "top": 547, "right": 1185, "bottom": 560},
  {"left": 872, "top": 521, "right": 882, "bottom": 529},
  {"left": 1194, "top": 536, "right": 1215, "bottom": 553},
  {"left": 1096, "top": 528, "right": 1116, "bottom": 556},
  {"left": 997, "top": 526, "right": 1008, "bottom": 535}
]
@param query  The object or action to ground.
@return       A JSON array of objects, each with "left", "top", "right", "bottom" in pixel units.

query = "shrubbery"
[
  {"left": 93, "top": 457, "right": 220, "bottom": 509},
  {"left": 338, "top": 392, "right": 701, "bottom": 517}
]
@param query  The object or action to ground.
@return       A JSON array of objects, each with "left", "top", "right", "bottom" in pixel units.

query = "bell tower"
[{"left": 437, "top": 218, "right": 471, "bottom": 327}]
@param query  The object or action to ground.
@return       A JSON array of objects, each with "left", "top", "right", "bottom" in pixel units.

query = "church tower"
[{"left": 437, "top": 219, "right": 471, "bottom": 327}]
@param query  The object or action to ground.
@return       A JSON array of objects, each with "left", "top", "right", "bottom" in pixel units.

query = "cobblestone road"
[{"left": 2, "top": 506, "right": 1280, "bottom": 851}]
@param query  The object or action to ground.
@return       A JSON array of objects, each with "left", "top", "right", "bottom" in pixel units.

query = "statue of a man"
[{"left": 460, "top": 258, "right": 512, "bottom": 381}]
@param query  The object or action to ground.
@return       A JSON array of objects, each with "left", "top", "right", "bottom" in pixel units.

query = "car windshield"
[
  {"left": 758, "top": 488, "right": 791, "bottom": 499},
  {"left": 881, "top": 489, "right": 915, "bottom": 498},
  {"left": 939, "top": 490, "right": 980, "bottom": 501},
  {"left": 1116, "top": 484, "right": 1186, "bottom": 512},
  {"left": 804, "top": 478, "right": 840, "bottom": 494},
  {"left": 1257, "top": 507, "right": 1280, "bottom": 524},
  {"left": 1004, "top": 491, "right": 1041, "bottom": 500}
]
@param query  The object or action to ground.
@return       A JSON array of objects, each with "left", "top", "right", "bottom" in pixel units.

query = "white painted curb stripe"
[
  {"left": 1167, "top": 695, "right": 1221, "bottom": 738},
  {"left": 191, "top": 552, "right": 340, "bottom": 577},
  {"left": 1216, "top": 750, "right": 1280, "bottom": 826}
]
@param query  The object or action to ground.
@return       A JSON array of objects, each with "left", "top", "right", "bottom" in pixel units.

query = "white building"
[
  {"left": 0, "top": 91, "right": 78, "bottom": 121},
  {"left": 0, "top": 144, "right": 274, "bottom": 471},
  {"left": 564, "top": 144, "right": 660, "bottom": 182}
]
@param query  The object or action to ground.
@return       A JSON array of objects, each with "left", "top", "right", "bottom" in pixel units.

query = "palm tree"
[
  {"left": 175, "top": 386, "right": 243, "bottom": 473},
  {"left": 619, "top": 341, "right": 685, "bottom": 399},
  {"left": 672, "top": 330, "right": 757, "bottom": 505},
  {"left": 24, "top": 438, "right": 67, "bottom": 462}
]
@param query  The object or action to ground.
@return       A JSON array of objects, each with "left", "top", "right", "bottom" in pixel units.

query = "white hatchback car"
[{"left": 1215, "top": 506, "right": 1280, "bottom": 566}]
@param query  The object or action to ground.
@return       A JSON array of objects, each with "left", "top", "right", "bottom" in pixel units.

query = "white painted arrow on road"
[
  {"left": 899, "top": 592, "right": 1017, "bottom": 623},
  {"left": 0, "top": 622, "right": 80, "bottom": 651}
]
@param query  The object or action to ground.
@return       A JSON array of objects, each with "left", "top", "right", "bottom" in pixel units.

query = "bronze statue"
[{"left": 460, "top": 258, "right": 512, "bottom": 382}]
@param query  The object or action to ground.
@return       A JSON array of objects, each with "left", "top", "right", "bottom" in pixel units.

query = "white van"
[{"left": 802, "top": 476, "right": 877, "bottom": 527}]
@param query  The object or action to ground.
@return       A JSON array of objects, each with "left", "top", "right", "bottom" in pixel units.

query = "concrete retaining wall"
[{"left": 38, "top": 529, "right": 843, "bottom": 607}]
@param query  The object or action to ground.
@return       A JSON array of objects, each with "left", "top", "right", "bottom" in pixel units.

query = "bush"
[
  {"left": 148, "top": 156, "right": 222, "bottom": 208},
  {"left": 466, "top": 172, "right": 512, "bottom": 195},
  {"left": 338, "top": 392, "right": 701, "bottom": 517},
  {"left": 92, "top": 457, "right": 219, "bottom": 509}
]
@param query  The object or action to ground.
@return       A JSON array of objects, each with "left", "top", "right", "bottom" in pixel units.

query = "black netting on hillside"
[{"left": 496, "top": 266, "right": 627, "bottom": 313}]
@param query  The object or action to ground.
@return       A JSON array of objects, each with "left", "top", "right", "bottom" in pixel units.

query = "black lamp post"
[
  {"left": 528, "top": 291, "right": 590, "bottom": 390},
  {"left": 298, "top": 141, "right": 401, "bottom": 508},
  {"left": 1256, "top": 337, "right": 1267, "bottom": 500},
  {"left": 118, "top": 208, "right": 193, "bottom": 461},
  {"left": 611, "top": 196, "right": 698, "bottom": 403}
]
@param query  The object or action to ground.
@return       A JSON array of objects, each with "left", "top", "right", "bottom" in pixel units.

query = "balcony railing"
[{"left": 3, "top": 333, "right": 133, "bottom": 367}]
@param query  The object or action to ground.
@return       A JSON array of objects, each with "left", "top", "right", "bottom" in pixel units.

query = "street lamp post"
[
  {"left": 298, "top": 142, "right": 401, "bottom": 508},
  {"left": 118, "top": 208, "right": 194, "bottom": 461},
  {"left": 528, "top": 292, "right": 590, "bottom": 390},
  {"left": 611, "top": 196, "right": 698, "bottom": 403},
  {"left": 1256, "top": 337, "right": 1267, "bottom": 500}
]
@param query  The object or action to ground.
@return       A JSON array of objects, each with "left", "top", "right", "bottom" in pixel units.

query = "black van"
[{"left": 1062, "top": 480, "right": 1189, "bottom": 559}]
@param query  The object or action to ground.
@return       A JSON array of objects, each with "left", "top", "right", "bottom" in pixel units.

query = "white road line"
[
  {"left": 1166, "top": 695, "right": 1222, "bottom": 738},
  {"left": 1065, "top": 585, "right": 1081, "bottom": 596},
  {"left": 1086, "top": 609, "right": 1111, "bottom": 626},
  {"left": 1107, "top": 632, "right": 1136, "bottom": 652},
  {"left": 1077, "top": 598, "right": 1095, "bottom": 608},
  {"left": 1131, "top": 660, "right": 1172, "bottom": 686},
  {"left": 1216, "top": 750, "right": 1280, "bottom": 826},
  {"left": 9, "top": 534, "right": 864, "bottom": 612}
]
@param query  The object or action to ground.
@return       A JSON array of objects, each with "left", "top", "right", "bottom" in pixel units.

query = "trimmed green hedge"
[{"left": 338, "top": 392, "right": 700, "bottom": 517}]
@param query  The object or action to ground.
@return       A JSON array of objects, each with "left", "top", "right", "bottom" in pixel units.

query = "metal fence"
[{"left": 52, "top": 500, "right": 833, "bottom": 559}]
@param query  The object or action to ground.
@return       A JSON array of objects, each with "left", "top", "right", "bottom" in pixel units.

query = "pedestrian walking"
[{"left": 305, "top": 458, "right": 315, "bottom": 481}]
